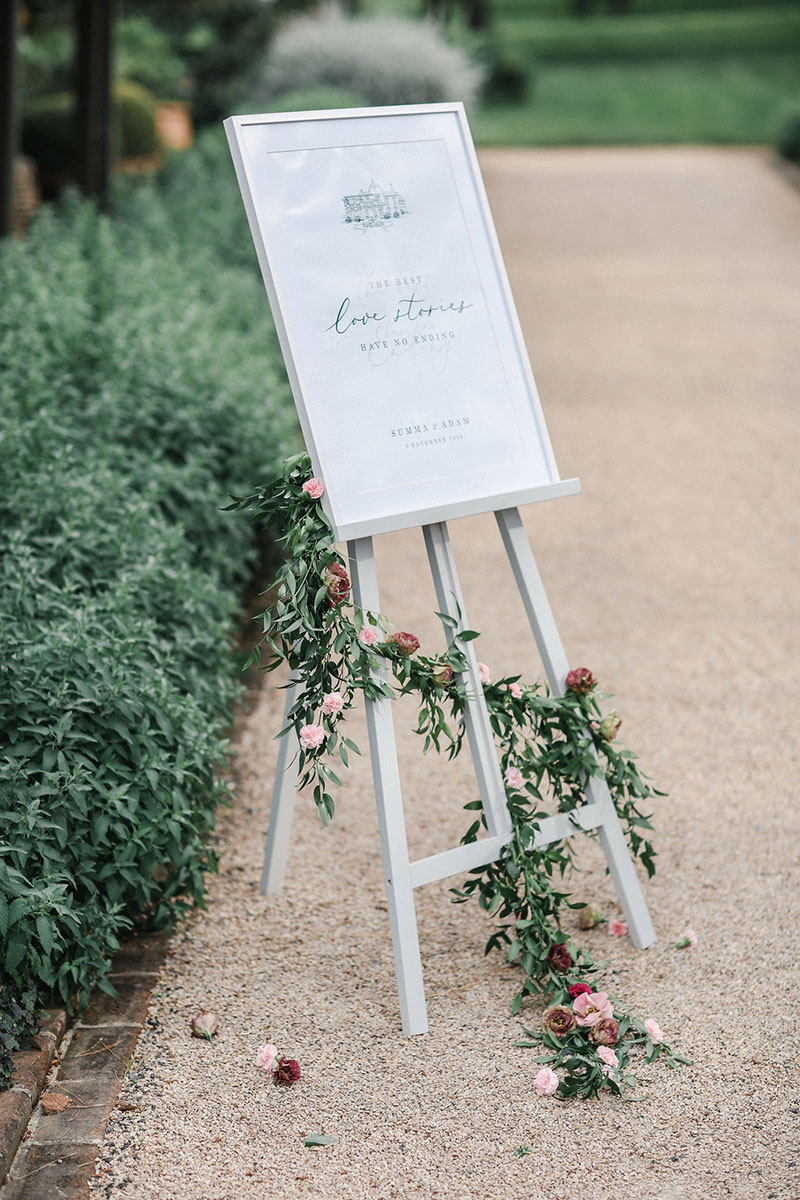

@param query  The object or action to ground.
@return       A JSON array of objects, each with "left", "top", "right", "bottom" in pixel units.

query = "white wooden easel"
[{"left": 260, "top": 499, "right": 655, "bottom": 1036}]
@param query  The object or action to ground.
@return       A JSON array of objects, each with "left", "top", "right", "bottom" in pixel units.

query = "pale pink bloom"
[
  {"left": 682, "top": 927, "right": 698, "bottom": 948},
  {"left": 302, "top": 477, "right": 324, "bottom": 499},
  {"left": 504, "top": 766, "right": 524, "bottom": 790},
  {"left": 299, "top": 723, "right": 325, "bottom": 750},
  {"left": 573, "top": 990, "right": 614, "bottom": 1027},
  {"left": 256, "top": 1044, "right": 279, "bottom": 1073},
  {"left": 358, "top": 626, "right": 380, "bottom": 646},
  {"left": 644, "top": 1019, "right": 664, "bottom": 1044},
  {"left": 321, "top": 692, "right": 345, "bottom": 717},
  {"left": 478, "top": 663, "right": 491, "bottom": 685},
  {"left": 608, "top": 918, "right": 628, "bottom": 938},
  {"left": 597, "top": 1045, "right": 618, "bottom": 1068},
  {"left": 533, "top": 1066, "right": 559, "bottom": 1096},
  {"left": 507, "top": 682, "right": 523, "bottom": 699}
]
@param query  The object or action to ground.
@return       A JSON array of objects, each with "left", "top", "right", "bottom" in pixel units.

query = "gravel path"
[{"left": 91, "top": 148, "right": 800, "bottom": 1200}]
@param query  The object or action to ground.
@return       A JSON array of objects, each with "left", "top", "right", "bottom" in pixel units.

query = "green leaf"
[{"left": 303, "top": 1134, "right": 335, "bottom": 1148}]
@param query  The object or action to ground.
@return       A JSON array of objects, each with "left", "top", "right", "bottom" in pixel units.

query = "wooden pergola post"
[
  {"left": 0, "top": 0, "right": 19, "bottom": 238},
  {"left": 75, "top": 0, "right": 114, "bottom": 207}
]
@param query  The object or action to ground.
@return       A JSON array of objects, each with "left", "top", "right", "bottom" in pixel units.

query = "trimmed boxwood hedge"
[{"left": 0, "top": 132, "right": 297, "bottom": 1086}]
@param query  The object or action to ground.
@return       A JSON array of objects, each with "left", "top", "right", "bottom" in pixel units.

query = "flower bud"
[
  {"left": 190, "top": 1011, "right": 219, "bottom": 1042},
  {"left": 577, "top": 904, "right": 605, "bottom": 930},
  {"left": 599, "top": 712, "right": 622, "bottom": 741}
]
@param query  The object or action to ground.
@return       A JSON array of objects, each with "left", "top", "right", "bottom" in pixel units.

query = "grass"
[{"left": 471, "top": 53, "right": 800, "bottom": 145}]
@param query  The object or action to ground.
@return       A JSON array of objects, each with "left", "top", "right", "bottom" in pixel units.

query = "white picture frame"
[{"left": 224, "top": 103, "right": 578, "bottom": 542}]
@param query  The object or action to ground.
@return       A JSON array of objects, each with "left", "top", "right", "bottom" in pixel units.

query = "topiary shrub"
[
  {"left": 253, "top": 9, "right": 483, "bottom": 110},
  {"left": 481, "top": 47, "right": 533, "bottom": 105},
  {"left": 777, "top": 106, "right": 800, "bottom": 166}
]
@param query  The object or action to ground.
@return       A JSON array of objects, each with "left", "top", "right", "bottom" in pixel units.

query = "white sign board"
[{"left": 225, "top": 104, "right": 573, "bottom": 541}]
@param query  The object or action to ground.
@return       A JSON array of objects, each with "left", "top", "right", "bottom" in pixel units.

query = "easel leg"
[
  {"left": 496, "top": 507, "right": 656, "bottom": 950},
  {"left": 348, "top": 536, "right": 429, "bottom": 1036},
  {"left": 260, "top": 677, "right": 301, "bottom": 896}
]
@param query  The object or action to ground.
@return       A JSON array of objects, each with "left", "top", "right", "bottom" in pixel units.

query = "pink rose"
[
  {"left": 597, "top": 1045, "right": 618, "bottom": 1069},
  {"left": 256, "top": 1044, "right": 279, "bottom": 1073},
  {"left": 608, "top": 918, "right": 628, "bottom": 938},
  {"left": 533, "top": 1066, "right": 559, "bottom": 1096},
  {"left": 644, "top": 1018, "right": 664, "bottom": 1044},
  {"left": 565, "top": 667, "right": 596, "bottom": 695},
  {"left": 299, "top": 723, "right": 325, "bottom": 750},
  {"left": 321, "top": 692, "right": 345, "bottom": 717},
  {"left": 323, "top": 561, "right": 350, "bottom": 606},
  {"left": 358, "top": 626, "right": 380, "bottom": 646},
  {"left": 388, "top": 631, "right": 420, "bottom": 656},
  {"left": 573, "top": 990, "right": 613, "bottom": 1027},
  {"left": 302, "top": 477, "right": 324, "bottom": 499},
  {"left": 504, "top": 766, "right": 524, "bottom": 790},
  {"left": 478, "top": 663, "right": 491, "bottom": 685},
  {"left": 507, "top": 682, "right": 523, "bottom": 699}
]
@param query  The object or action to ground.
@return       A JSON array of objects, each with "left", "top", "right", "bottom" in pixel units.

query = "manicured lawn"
[{"left": 471, "top": 54, "right": 800, "bottom": 145}]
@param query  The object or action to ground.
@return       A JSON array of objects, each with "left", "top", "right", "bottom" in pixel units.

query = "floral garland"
[{"left": 228, "top": 454, "right": 690, "bottom": 1098}]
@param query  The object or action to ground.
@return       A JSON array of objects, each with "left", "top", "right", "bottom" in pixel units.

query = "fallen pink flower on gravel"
[
  {"left": 573, "top": 990, "right": 614, "bottom": 1027},
  {"left": 533, "top": 1066, "right": 559, "bottom": 1096},
  {"left": 190, "top": 1011, "right": 219, "bottom": 1042},
  {"left": 273, "top": 1057, "right": 302, "bottom": 1086},
  {"left": 644, "top": 1019, "right": 664, "bottom": 1044},
  {"left": 478, "top": 662, "right": 491, "bottom": 685},
  {"left": 256, "top": 1044, "right": 279, "bottom": 1073},
  {"left": 302, "top": 478, "right": 324, "bottom": 499},
  {"left": 608, "top": 918, "right": 628, "bottom": 938},
  {"left": 504, "top": 766, "right": 524, "bottom": 790},
  {"left": 321, "top": 692, "right": 345, "bottom": 717},
  {"left": 299, "top": 723, "right": 325, "bottom": 750},
  {"left": 672, "top": 927, "right": 698, "bottom": 949},
  {"left": 597, "top": 1046, "right": 618, "bottom": 1069}
]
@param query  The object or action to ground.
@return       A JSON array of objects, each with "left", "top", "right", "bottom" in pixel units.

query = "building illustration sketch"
[{"left": 343, "top": 180, "right": 409, "bottom": 229}]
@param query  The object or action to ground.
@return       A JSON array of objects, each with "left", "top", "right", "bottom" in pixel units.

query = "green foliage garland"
[{"left": 232, "top": 454, "right": 690, "bottom": 1098}]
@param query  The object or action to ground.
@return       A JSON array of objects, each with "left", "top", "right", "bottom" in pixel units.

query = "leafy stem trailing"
[{"left": 228, "top": 453, "right": 689, "bottom": 1098}]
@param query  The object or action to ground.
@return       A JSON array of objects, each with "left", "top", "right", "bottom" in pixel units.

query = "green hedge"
[{"left": 0, "top": 133, "right": 296, "bottom": 1086}]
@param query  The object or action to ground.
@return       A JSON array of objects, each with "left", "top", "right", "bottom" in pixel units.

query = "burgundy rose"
[
  {"left": 324, "top": 561, "right": 350, "bottom": 607},
  {"left": 273, "top": 1057, "right": 302, "bottom": 1086},
  {"left": 541, "top": 1004, "right": 577, "bottom": 1039},
  {"left": 565, "top": 667, "right": 596, "bottom": 695},
  {"left": 568, "top": 982, "right": 593, "bottom": 1000},
  {"left": 589, "top": 1018, "right": 619, "bottom": 1048},
  {"left": 388, "top": 631, "right": 420, "bottom": 656},
  {"left": 432, "top": 662, "right": 454, "bottom": 686},
  {"left": 546, "top": 943, "right": 572, "bottom": 974}
]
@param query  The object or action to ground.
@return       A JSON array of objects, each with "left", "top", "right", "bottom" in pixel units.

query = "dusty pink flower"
[
  {"left": 644, "top": 1019, "right": 664, "bottom": 1044},
  {"left": 299, "top": 723, "right": 325, "bottom": 750},
  {"left": 273, "top": 1057, "right": 301, "bottom": 1086},
  {"left": 388, "top": 631, "right": 420, "bottom": 656},
  {"left": 573, "top": 990, "right": 614, "bottom": 1027},
  {"left": 432, "top": 662, "right": 454, "bottom": 686},
  {"left": 321, "top": 692, "right": 345, "bottom": 717},
  {"left": 675, "top": 927, "right": 698, "bottom": 949},
  {"left": 533, "top": 1066, "right": 559, "bottom": 1096},
  {"left": 590, "top": 1017, "right": 619, "bottom": 1047},
  {"left": 190, "top": 1011, "right": 219, "bottom": 1041},
  {"left": 358, "top": 626, "right": 380, "bottom": 646},
  {"left": 608, "top": 918, "right": 628, "bottom": 938},
  {"left": 324, "top": 561, "right": 350, "bottom": 606},
  {"left": 302, "top": 477, "right": 324, "bottom": 499},
  {"left": 597, "top": 1045, "right": 618, "bottom": 1069},
  {"left": 546, "top": 943, "right": 572, "bottom": 974},
  {"left": 599, "top": 711, "right": 622, "bottom": 741},
  {"left": 256, "top": 1044, "right": 279, "bottom": 1073},
  {"left": 565, "top": 667, "right": 596, "bottom": 695},
  {"left": 478, "top": 663, "right": 491, "bottom": 685},
  {"left": 542, "top": 1005, "right": 577, "bottom": 1039},
  {"left": 568, "top": 982, "right": 593, "bottom": 1000},
  {"left": 507, "top": 682, "right": 523, "bottom": 699},
  {"left": 504, "top": 766, "right": 524, "bottom": 790}
]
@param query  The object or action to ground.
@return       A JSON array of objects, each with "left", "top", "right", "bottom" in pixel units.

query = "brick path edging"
[{"left": 0, "top": 932, "right": 168, "bottom": 1200}]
